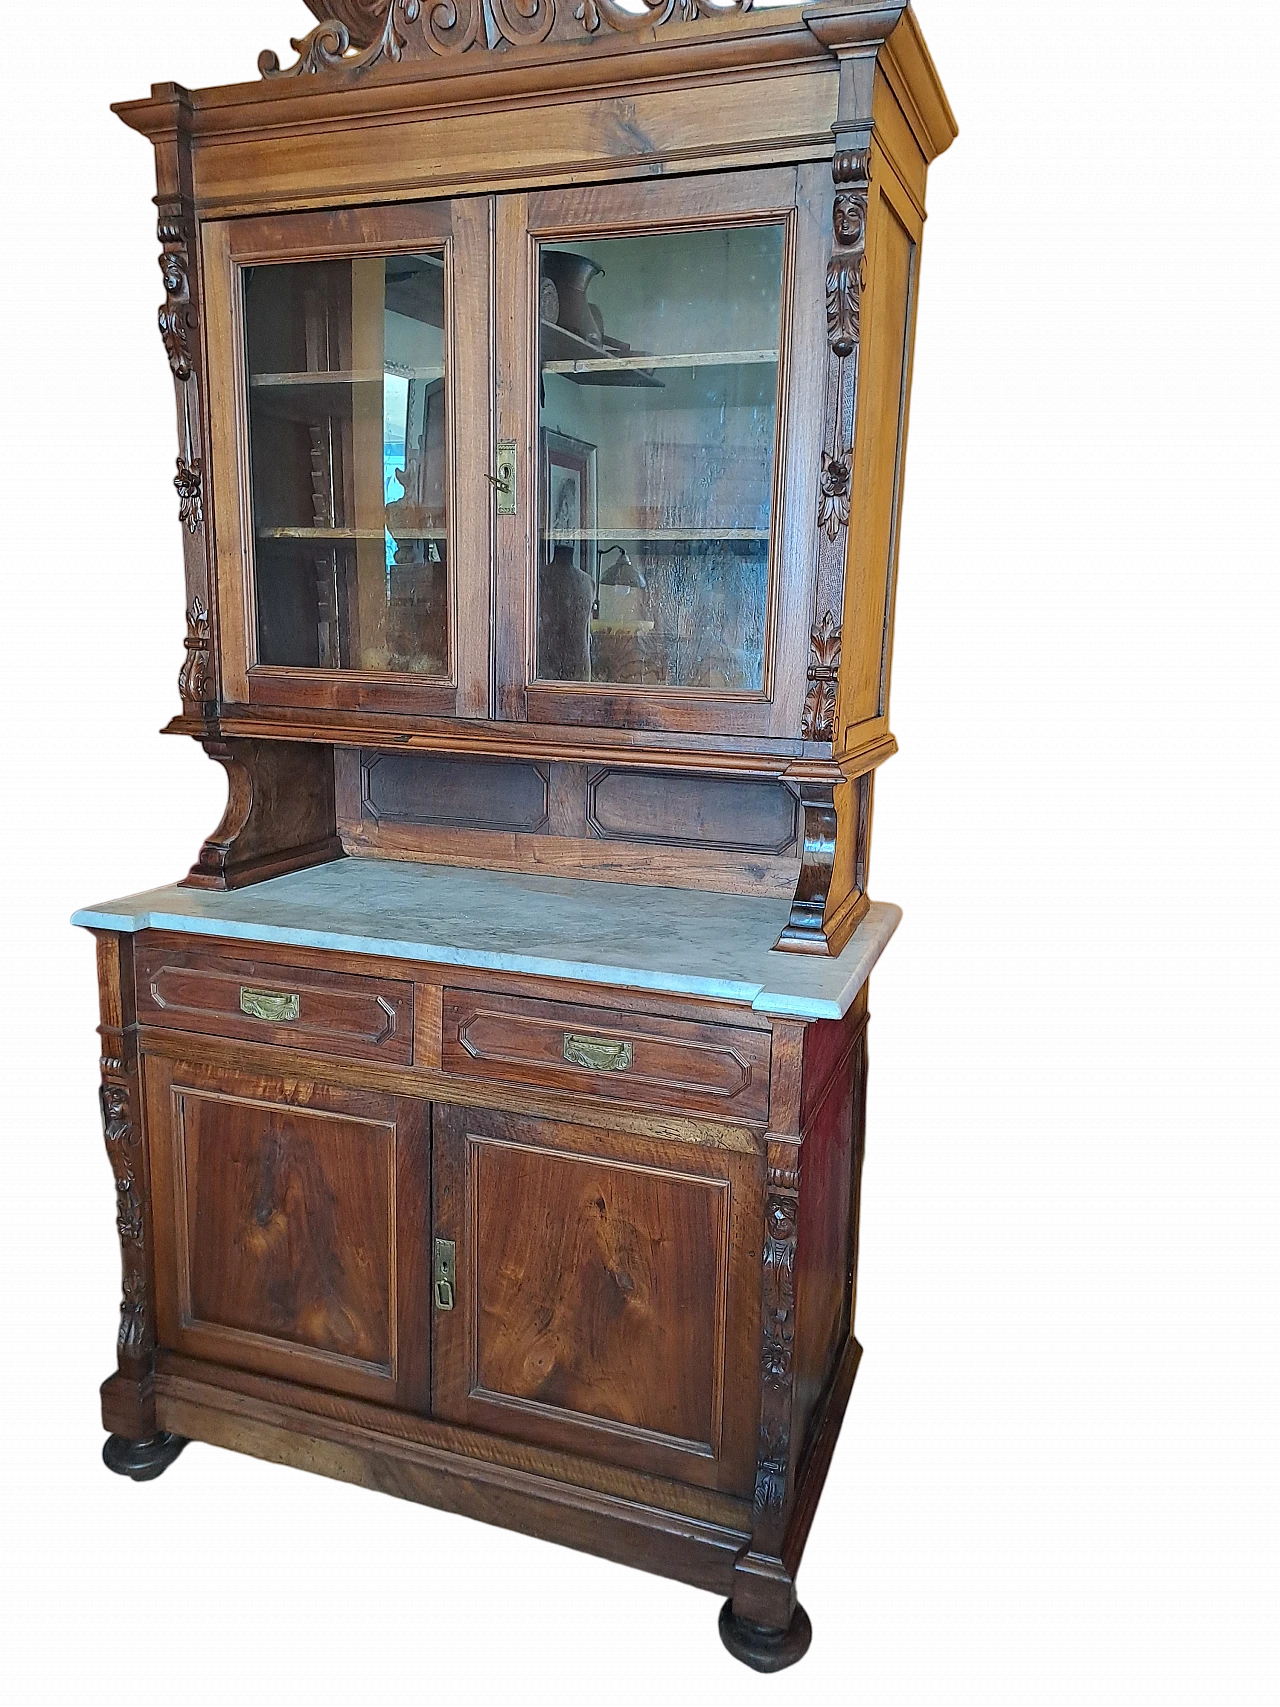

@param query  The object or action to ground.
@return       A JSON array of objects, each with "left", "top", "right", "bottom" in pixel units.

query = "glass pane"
[
  {"left": 243, "top": 253, "right": 449, "bottom": 676},
  {"left": 535, "top": 224, "right": 784, "bottom": 690}
]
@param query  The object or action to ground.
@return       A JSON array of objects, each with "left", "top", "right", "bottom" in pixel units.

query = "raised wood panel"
[
  {"left": 431, "top": 1103, "right": 762, "bottom": 1491},
  {"left": 362, "top": 750, "right": 550, "bottom": 832},
  {"left": 145, "top": 1058, "right": 431, "bottom": 1408},
  {"left": 442, "top": 988, "right": 771, "bottom": 1122},
  {"left": 586, "top": 768, "right": 798, "bottom": 854},
  {"left": 135, "top": 942, "right": 413, "bottom": 1065},
  {"left": 190, "top": 72, "right": 839, "bottom": 217}
]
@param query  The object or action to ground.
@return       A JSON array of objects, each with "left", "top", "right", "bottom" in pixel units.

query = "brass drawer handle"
[
  {"left": 239, "top": 986, "right": 300, "bottom": 1023},
  {"left": 563, "top": 1033, "right": 633, "bottom": 1072}
]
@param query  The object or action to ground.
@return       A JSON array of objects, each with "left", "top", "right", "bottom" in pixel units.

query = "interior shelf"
[
  {"left": 543, "top": 348, "right": 779, "bottom": 375},
  {"left": 251, "top": 367, "right": 445, "bottom": 387},
  {"left": 258, "top": 526, "right": 446, "bottom": 541},
  {"left": 551, "top": 528, "right": 770, "bottom": 542}
]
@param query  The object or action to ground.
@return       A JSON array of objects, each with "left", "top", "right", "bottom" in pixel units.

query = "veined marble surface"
[{"left": 72, "top": 858, "right": 900, "bottom": 1020}]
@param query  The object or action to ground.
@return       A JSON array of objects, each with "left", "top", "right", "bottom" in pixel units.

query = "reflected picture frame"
[{"left": 542, "top": 428, "right": 598, "bottom": 575}]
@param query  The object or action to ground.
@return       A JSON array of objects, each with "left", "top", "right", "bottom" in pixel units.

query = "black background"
[{"left": 34, "top": 3, "right": 1010, "bottom": 1679}]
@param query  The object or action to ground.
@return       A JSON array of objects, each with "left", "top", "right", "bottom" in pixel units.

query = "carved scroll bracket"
[
  {"left": 774, "top": 781, "right": 838, "bottom": 955},
  {"left": 157, "top": 214, "right": 196, "bottom": 384}
]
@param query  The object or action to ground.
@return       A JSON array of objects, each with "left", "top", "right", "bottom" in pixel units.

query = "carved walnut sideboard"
[{"left": 75, "top": 0, "right": 954, "bottom": 1670}]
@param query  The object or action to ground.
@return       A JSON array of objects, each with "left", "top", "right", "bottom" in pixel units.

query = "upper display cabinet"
[{"left": 115, "top": 0, "right": 955, "bottom": 954}]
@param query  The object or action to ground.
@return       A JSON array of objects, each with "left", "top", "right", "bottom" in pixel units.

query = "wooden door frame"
[
  {"left": 202, "top": 196, "right": 494, "bottom": 719},
  {"left": 493, "top": 165, "right": 826, "bottom": 739}
]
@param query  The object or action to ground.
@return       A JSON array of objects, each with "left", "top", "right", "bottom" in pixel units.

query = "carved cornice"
[{"left": 261, "top": 0, "right": 755, "bottom": 77}]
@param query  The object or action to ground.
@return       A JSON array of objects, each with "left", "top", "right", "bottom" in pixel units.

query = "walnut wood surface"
[
  {"left": 431, "top": 1102, "right": 762, "bottom": 1491},
  {"left": 442, "top": 987, "right": 771, "bottom": 1121},
  {"left": 95, "top": 0, "right": 956, "bottom": 1662},
  {"left": 135, "top": 941, "right": 413, "bottom": 1065},
  {"left": 145, "top": 1054, "right": 431, "bottom": 1408}
]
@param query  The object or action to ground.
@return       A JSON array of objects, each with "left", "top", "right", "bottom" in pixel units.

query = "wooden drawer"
[
  {"left": 136, "top": 944, "right": 413, "bottom": 1065},
  {"left": 441, "top": 988, "right": 770, "bottom": 1121}
]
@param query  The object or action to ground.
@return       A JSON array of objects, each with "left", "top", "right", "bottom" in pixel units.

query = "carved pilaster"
[
  {"left": 807, "top": 147, "right": 871, "bottom": 743},
  {"left": 97, "top": 1033, "right": 153, "bottom": 1380},
  {"left": 155, "top": 172, "right": 216, "bottom": 713},
  {"left": 752, "top": 1142, "right": 802, "bottom": 1543}
]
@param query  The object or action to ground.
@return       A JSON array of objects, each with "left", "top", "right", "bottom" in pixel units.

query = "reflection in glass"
[
  {"left": 243, "top": 253, "right": 449, "bottom": 676},
  {"left": 536, "top": 224, "right": 785, "bottom": 690}
]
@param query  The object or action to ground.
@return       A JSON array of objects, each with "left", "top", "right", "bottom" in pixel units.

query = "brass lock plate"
[
  {"left": 433, "top": 1237, "right": 456, "bottom": 1311},
  {"left": 493, "top": 440, "right": 517, "bottom": 514}
]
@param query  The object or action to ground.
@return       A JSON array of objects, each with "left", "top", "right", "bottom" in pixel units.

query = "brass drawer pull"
[
  {"left": 239, "top": 986, "right": 301, "bottom": 1023},
  {"left": 563, "top": 1033, "right": 633, "bottom": 1072}
]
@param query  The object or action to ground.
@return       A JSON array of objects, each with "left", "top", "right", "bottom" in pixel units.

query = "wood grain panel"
[
  {"left": 135, "top": 942, "right": 413, "bottom": 1065},
  {"left": 432, "top": 1103, "right": 762, "bottom": 1491},
  {"left": 145, "top": 1056, "right": 430, "bottom": 1408},
  {"left": 586, "top": 767, "right": 798, "bottom": 854},
  {"left": 442, "top": 988, "right": 770, "bottom": 1121},
  {"left": 362, "top": 750, "right": 549, "bottom": 832}
]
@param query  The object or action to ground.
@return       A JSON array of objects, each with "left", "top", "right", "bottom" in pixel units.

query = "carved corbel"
[
  {"left": 775, "top": 780, "right": 839, "bottom": 954},
  {"left": 157, "top": 214, "right": 196, "bottom": 383},
  {"left": 181, "top": 738, "right": 345, "bottom": 891}
]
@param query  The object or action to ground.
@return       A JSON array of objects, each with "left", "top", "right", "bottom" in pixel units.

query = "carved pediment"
[{"left": 262, "top": 0, "right": 756, "bottom": 78}]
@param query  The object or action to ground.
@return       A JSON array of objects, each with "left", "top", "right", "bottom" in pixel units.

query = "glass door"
[
  {"left": 495, "top": 169, "right": 825, "bottom": 738},
  {"left": 205, "top": 200, "right": 491, "bottom": 717}
]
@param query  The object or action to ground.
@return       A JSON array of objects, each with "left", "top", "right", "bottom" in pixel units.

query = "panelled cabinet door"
[
  {"left": 431, "top": 1103, "right": 762, "bottom": 1493},
  {"left": 494, "top": 167, "right": 829, "bottom": 737},
  {"left": 203, "top": 198, "right": 493, "bottom": 718},
  {"left": 144, "top": 1055, "right": 431, "bottom": 1409}
]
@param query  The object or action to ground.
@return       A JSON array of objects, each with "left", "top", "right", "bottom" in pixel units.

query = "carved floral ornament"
[{"left": 261, "top": 0, "right": 755, "bottom": 76}]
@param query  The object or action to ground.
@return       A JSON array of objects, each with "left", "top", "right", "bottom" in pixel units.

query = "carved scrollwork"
[
  {"left": 262, "top": 0, "right": 750, "bottom": 75},
  {"left": 157, "top": 217, "right": 195, "bottom": 383},
  {"left": 175, "top": 458, "right": 203, "bottom": 534},
  {"left": 754, "top": 1188, "right": 799, "bottom": 1516},
  {"left": 801, "top": 610, "right": 842, "bottom": 744},
  {"left": 178, "top": 596, "right": 213, "bottom": 707},
  {"left": 101, "top": 1084, "right": 142, "bottom": 1246}
]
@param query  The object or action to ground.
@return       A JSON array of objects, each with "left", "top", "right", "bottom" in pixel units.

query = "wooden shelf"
[
  {"left": 251, "top": 367, "right": 444, "bottom": 387},
  {"left": 258, "top": 526, "right": 446, "bottom": 541},
  {"left": 549, "top": 528, "right": 769, "bottom": 542},
  {"left": 543, "top": 349, "right": 778, "bottom": 375}
]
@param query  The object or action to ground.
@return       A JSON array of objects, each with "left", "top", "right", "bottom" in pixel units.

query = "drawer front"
[
  {"left": 136, "top": 945, "right": 413, "bottom": 1064},
  {"left": 442, "top": 989, "right": 770, "bottom": 1121}
]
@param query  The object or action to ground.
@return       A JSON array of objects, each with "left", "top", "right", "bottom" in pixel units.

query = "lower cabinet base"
[{"left": 100, "top": 1337, "right": 861, "bottom": 1669}]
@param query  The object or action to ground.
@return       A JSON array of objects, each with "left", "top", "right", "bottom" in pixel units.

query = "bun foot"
[
  {"left": 102, "top": 1432, "right": 188, "bottom": 1482},
  {"left": 718, "top": 1599, "right": 813, "bottom": 1672}
]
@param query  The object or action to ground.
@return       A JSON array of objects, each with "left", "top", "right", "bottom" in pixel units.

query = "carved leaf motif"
[
  {"left": 175, "top": 459, "right": 203, "bottom": 535},
  {"left": 816, "top": 450, "right": 851, "bottom": 542},
  {"left": 801, "top": 611, "right": 842, "bottom": 742},
  {"left": 826, "top": 251, "right": 863, "bottom": 360},
  {"left": 753, "top": 1188, "right": 799, "bottom": 1515},
  {"left": 178, "top": 596, "right": 212, "bottom": 705}
]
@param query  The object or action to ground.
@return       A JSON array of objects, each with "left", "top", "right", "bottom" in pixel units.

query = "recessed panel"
[
  {"left": 587, "top": 768, "right": 798, "bottom": 853},
  {"left": 361, "top": 751, "right": 550, "bottom": 832},
  {"left": 469, "top": 1136, "right": 727, "bottom": 1451},
  {"left": 177, "top": 1090, "right": 395, "bottom": 1370}
]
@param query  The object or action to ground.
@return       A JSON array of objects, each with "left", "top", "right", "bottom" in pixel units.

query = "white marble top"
[{"left": 72, "top": 858, "right": 900, "bottom": 1021}]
